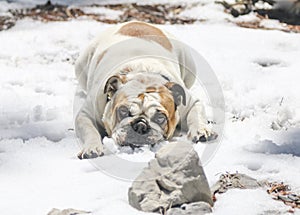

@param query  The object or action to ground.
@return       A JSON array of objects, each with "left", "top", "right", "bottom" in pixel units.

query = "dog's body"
[{"left": 75, "top": 21, "right": 215, "bottom": 159}]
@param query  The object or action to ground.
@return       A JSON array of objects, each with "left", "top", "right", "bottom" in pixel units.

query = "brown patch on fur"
[
  {"left": 117, "top": 22, "right": 172, "bottom": 51},
  {"left": 96, "top": 50, "right": 107, "bottom": 65},
  {"left": 112, "top": 92, "right": 128, "bottom": 125},
  {"left": 146, "top": 86, "right": 158, "bottom": 93},
  {"left": 112, "top": 93, "right": 128, "bottom": 108},
  {"left": 143, "top": 85, "right": 177, "bottom": 137},
  {"left": 157, "top": 86, "right": 177, "bottom": 138},
  {"left": 138, "top": 93, "right": 145, "bottom": 101},
  {"left": 164, "top": 82, "right": 174, "bottom": 89},
  {"left": 103, "top": 120, "right": 112, "bottom": 136},
  {"left": 112, "top": 89, "right": 128, "bottom": 107},
  {"left": 121, "top": 66, "right": 133, "bottom": 74},
  {"left": 118, "top": 74, "right": 127, "bottom": 83}
]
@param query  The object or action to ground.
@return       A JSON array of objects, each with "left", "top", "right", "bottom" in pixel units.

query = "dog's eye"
[
  {"left": 153, "top": 112, "right": 167, "bottom": 125},
  {"left": 118, "top": 105, "right": 130, "bottom": 120}
]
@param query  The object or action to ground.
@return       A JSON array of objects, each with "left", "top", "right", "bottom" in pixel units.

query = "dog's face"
[{"left": 102, "top": 73, "right": 186, "bottom": 147}]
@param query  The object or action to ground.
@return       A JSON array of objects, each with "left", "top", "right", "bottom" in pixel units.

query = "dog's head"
[{"left": 102, "top": 73, "right": 186, "bottom": 147}]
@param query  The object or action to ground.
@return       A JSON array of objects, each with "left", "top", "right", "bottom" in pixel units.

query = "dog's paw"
[
  {"left": 187, "top": 127, "right": 218, "bottom": 143},
  {"left": 77, "top": 144, "right": 104, "bottom": 159}
]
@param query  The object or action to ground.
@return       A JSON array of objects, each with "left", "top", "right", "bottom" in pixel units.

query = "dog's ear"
[
  {"left": 165, "top": 82, "right": 186, "bottom": 106},
  {"left": 104, "top": 75, "right": 126, "bottom": 99}
]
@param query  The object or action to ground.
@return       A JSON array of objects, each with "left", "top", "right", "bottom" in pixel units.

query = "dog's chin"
[{"left": 112, "top": 126, "right": 164, "bottom": 148}]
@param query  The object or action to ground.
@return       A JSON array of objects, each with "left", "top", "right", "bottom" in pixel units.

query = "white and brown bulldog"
[{"left": 75, "top": 21, "right": 217, "bottom": 159}]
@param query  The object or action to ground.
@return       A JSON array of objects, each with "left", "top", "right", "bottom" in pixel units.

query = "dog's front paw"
[
  {"left": 187, "top": 127, "right": 218, "bottom": 143},
  {"left": 77, "top": 144, "right": 104, "bottom": 159}
]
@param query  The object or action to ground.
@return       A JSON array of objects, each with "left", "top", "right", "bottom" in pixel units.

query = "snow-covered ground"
[{"left": 1, "top": 1, "right": 300, "bottom": 215}]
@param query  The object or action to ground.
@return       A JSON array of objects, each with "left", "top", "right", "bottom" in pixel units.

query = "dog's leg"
[
  {"left": 186, "top": 100, "right": 218, "bottom": 143},
  {"left": 75, "top": 109, "right": 104, "bottom": 159}
]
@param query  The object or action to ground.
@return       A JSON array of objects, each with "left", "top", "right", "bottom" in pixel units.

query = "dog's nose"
[{"left": 132, "top": 117, "right": 149, "bottom": 135}]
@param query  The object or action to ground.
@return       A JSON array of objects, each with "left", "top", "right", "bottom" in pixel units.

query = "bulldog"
[{"left": 75, "top": 21, "right": 217, "bottom": 159}]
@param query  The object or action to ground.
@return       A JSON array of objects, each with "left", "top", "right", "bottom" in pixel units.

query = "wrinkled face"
[{"left": 102, "top": 75, "right": 185, "bottom": 148}]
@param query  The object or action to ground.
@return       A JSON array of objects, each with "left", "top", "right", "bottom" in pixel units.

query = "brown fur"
[
  {"left": 158, "top": 86, "right": 177, "bottom": 138},
  {"left": 121, "top": 66, "right": 133, "bottom": 74},
  {"left": 137, "top": 93, "right": 145, "bottom": 101},
  {"left": 144, "top": 86, "right": 177, "bottom": 137},
  {"left": 117, "top": 22, "right": 172, "bottom": 51},
  {"left": 110, "top": 92, "right": 129, "bottom": 130},
  {"left": 112, "top": 92, "right": 128, "bottom": 112},
  {"left": 146, "top": 86, "right": 157, "bottom": 93},
  {"left": 103, "top": 92, "right": 128, "bottom": 136},
  {"left": 118, "top": 74, "right": 127, "bottom": 84}
]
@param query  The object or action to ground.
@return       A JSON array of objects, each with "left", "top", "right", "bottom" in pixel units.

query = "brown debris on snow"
[
  {"left": 217, "top": 0, "right": 300, "bottom": 33},
  {"left": 266, "top": 182, "right": 300, "bottom": 211},
  {"left": 0, "top": 16, "right": 16, "bottom": 31},
  {"left": 236, "top": 19, "right": 300, "bottom": 33},
  {"left": 1, "top": 1, "right": 299, "bottom": 33},
  {"left": 0, "top": 1, "right": 201, "bottom": 31},
  {"left": 8, "top": 0, "right": 118, "bottom": 24}
]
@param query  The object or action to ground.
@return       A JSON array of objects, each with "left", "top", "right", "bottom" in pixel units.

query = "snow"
[
  {"left": 259, "top": 19, "right": 287, "bottom": 30},
  {"left": 1, "top": 1, "right": 300, "bottom": 215},
  {"left": 246, "top": 127, "right": 300, "bottom": 156}
]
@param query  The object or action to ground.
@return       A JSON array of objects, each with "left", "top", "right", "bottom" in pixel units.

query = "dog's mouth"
[
  {"left": 123, "top": 132, "right": 159, "bottom": 148},
  {"left": 112, "top": 126, "right": 164, "bottom": 149}
]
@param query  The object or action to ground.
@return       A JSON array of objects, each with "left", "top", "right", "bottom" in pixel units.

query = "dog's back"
[{"left": 75, "top": 21, "right": 196, "bottom": 94}]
